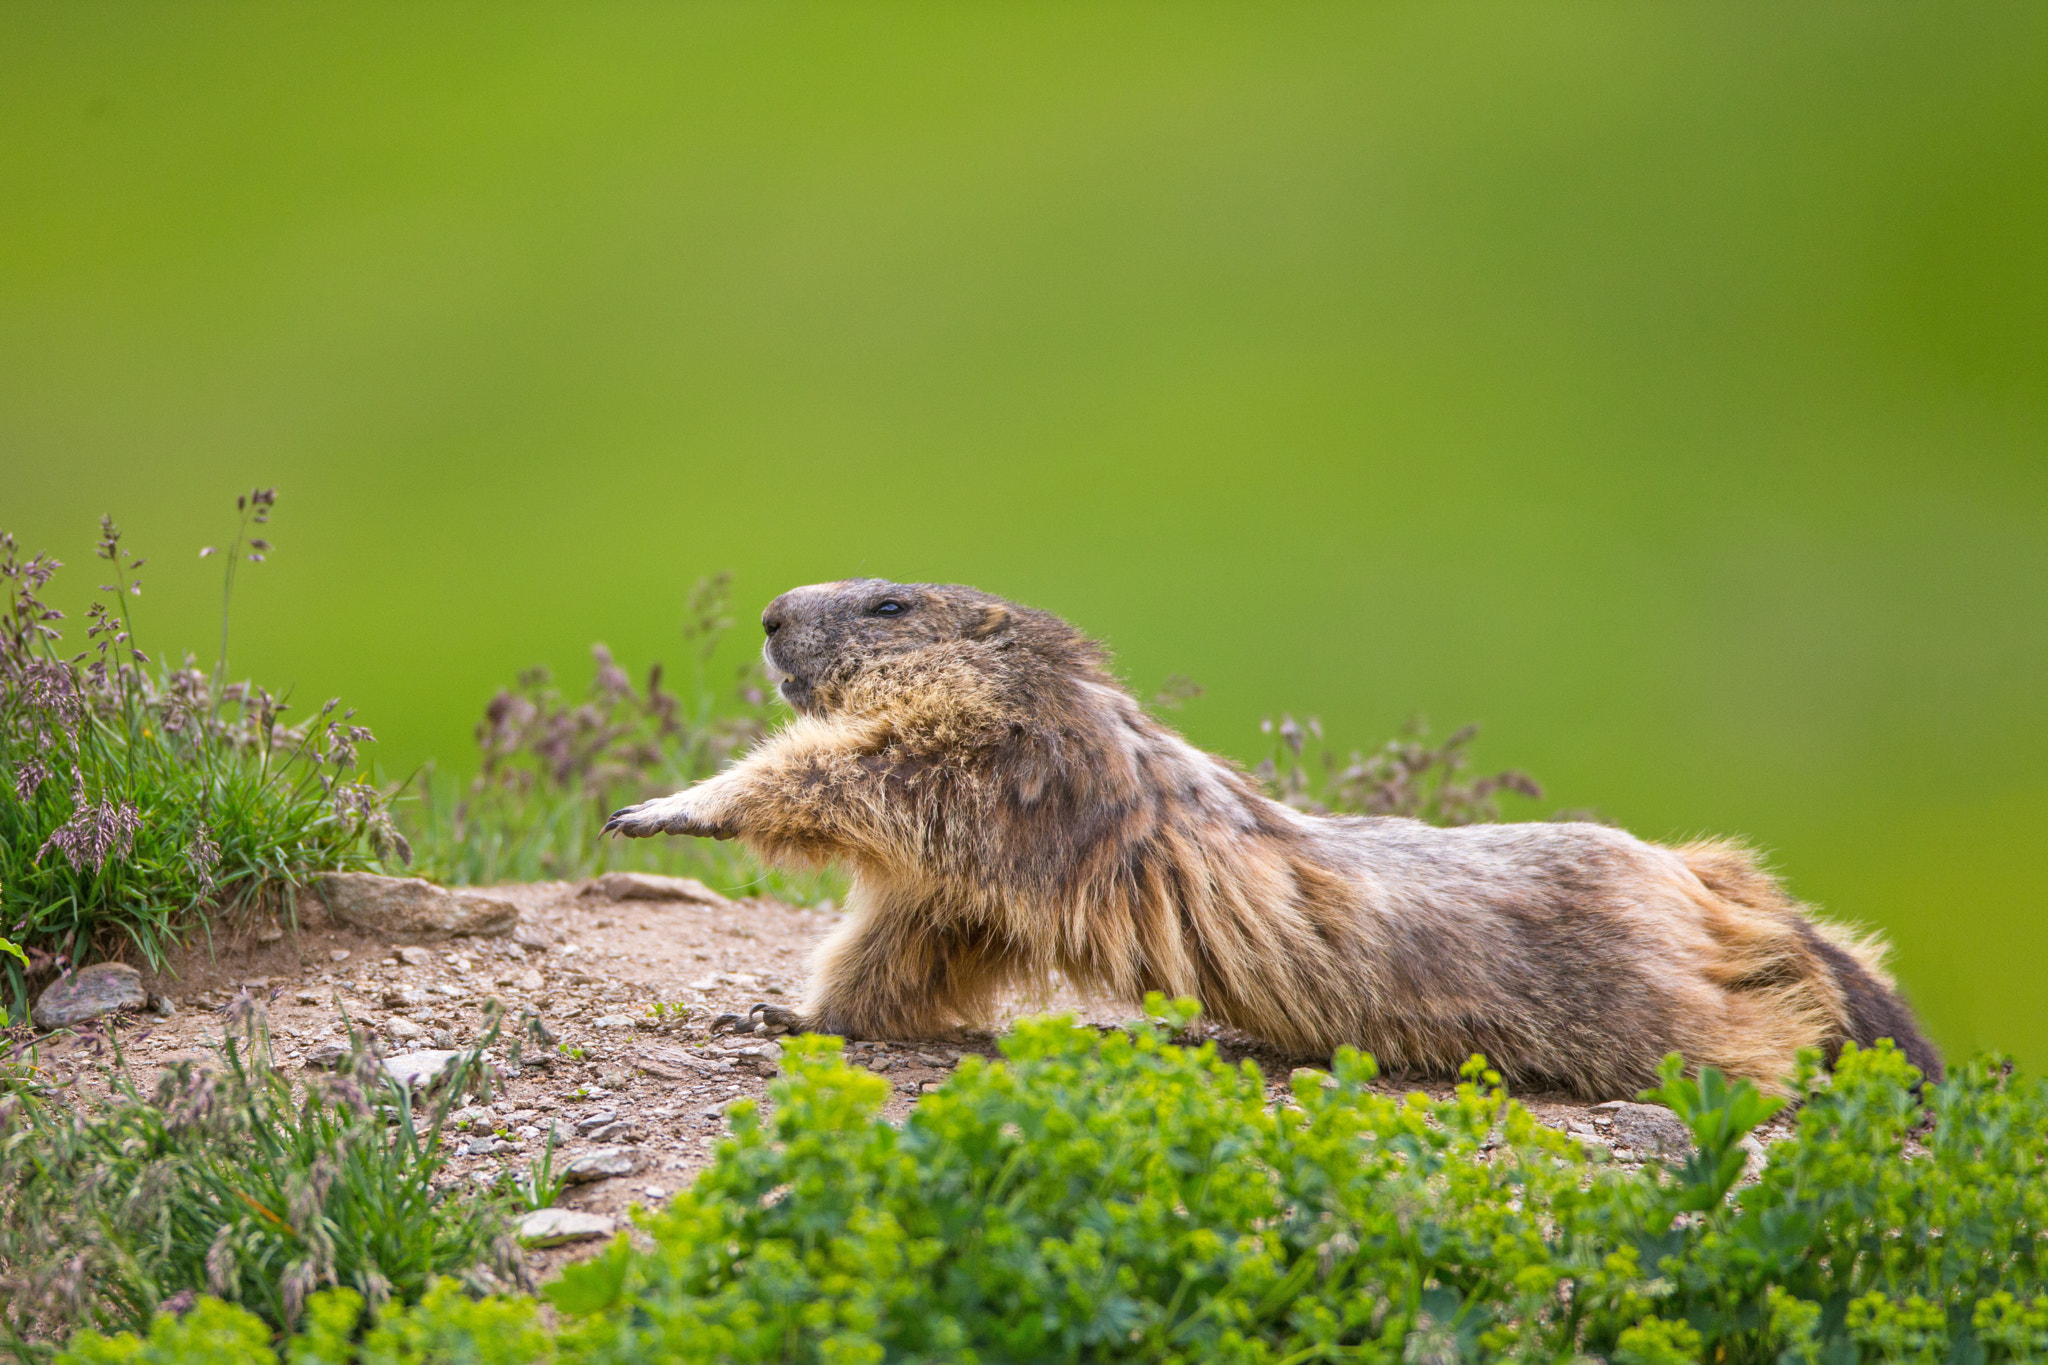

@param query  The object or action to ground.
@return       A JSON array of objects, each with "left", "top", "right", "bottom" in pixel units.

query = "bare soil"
[{"left": 33, "top": 881, "right": 1795, "bottom": 1284}]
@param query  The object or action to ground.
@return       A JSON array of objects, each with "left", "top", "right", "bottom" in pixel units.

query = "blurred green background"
[{"left": 3, "top": 3, "right": 2043, "bottom": 1062}]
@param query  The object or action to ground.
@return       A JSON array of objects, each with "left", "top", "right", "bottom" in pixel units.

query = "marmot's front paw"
[{"left": 602, "top": 792, "right": 735, "bottom": 840}]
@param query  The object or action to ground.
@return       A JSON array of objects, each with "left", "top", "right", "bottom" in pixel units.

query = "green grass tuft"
[{"left": 0, "top": 503, "right": 401, "bottom": 1013}]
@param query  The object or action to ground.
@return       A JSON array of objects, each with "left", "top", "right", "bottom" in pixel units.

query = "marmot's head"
[{"left": 761, "top": 579, "right": 1098, "bottom": 717}]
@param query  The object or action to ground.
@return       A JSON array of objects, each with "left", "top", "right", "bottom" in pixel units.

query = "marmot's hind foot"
[{"left": 709, "top": 1002, "right": 808, "bottom": 1038}]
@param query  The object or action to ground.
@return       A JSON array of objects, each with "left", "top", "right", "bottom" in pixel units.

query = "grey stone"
[
  {"left": 574, "top": 1109, "right": 620, "bottom": 1132},
  {"left": 1591, "top": 1101, "right": 1695, "bottom": 1157},
  {"left": 396, "top": 946, "right": 434, "bottom": 966},
  {"left": 586, "top": 1120, "right": 638, "bottom": 1142},
  {"left": 462, "top": 1136, "right": 508, "bottom": 1157},
  {"left": 581, "top": 871, "right": 730, "bottom": 906},
  {"left": 517, "top": 1207, "right": 615, "bottom": 1246},
  {"left": 303, "top": 1039, "right": 351, "bottom": 1070},
  {"left": 563, "top": 1147, "right": 641, "bottom": 1183},
  {"left": 315, "top": 873, "right": 517, "bottom": 941},
  {"left": 386, "top": 1018, "right": 424, "bottom": 1040},
  {"left": 384, "top": 1050, "right": 464, "bottom": 1089},
  {"left": 512, "top": 923, "right": 553, "bottom": 952},
  {"left": 592, "top": 1014, "right": 636, "bottom": 1030},
  {"left": 33, "top": 962, "right": 147, "bottom": 1030},
  {"left": 517, "top": 969, "right": 544, "bottom": 992}
]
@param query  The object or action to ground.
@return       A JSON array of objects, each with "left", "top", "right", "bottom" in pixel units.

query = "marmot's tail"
[
  {"left": 1678, "top": 839, "right": 1944, "bottom": 1086},
  {"left": 1791, "top": 922, "right": 1945, "bottom": 1084}
]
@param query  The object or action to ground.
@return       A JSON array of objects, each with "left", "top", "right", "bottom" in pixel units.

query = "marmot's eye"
[{"left": 873, "top": 599, "right": 907, "bottom": 618}]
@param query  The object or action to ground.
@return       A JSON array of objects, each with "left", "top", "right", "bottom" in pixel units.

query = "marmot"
[{"left": 606, "top": 579, "right": 1941, "bottom": 1098}]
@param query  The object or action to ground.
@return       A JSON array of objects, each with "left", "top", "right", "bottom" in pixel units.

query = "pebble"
[
  {"left": 517, "top": 1207, "right": 615, "bottom": 1246},
  {"left": 387, "top": 1018, "right": 424, "bottom": 1040},
  {"left": 574, "top": 1110, "right": 620, "bottom": 1133},
  {"left": 593, "top": 1015, "right": 636, "bottom": 1030},
  {"left": 581, "top": 871, "right": 730, "bottom": 906},
  {"left": 517, "top": 970, "right": 544, "bottom": 992},
  {"left": 1588, "top": 1101, "right": 1695, "bottom": 1157},
  {"left": 462, "top": 1136, "right": 509, "bottom": 1157},
  {"left": 396, "top": 947, "right": 434, "bottom": 967},
  {"left": 316, "top": 873, "right": 517, "bottom": 942},
  {"left": 383, "top": 1050, "right": 463, "bottom": 1089},
  {"left": 563, "top": 1147, "right": 642, "bottom": 1183},
  {"left": 32, "top": 963, "right": 148, "bottom": 1030},
  {"left": 303, "top": 1039, "right": 350, "bottom": 1069},
  {"left": 329, "top": 949, "right": 352, "bottom": 962}
]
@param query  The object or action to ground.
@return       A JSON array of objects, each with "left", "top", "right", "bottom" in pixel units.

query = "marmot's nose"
[{"left": 762, "top": 609, "right": 783, "bottom": 637}]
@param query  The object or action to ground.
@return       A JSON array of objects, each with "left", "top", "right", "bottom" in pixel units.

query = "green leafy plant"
[
  {"left": 0, "top": 999, "right": 520, "bottom": 1355},
  {"left": 501, "top": 1131, "right": 567, "bottom": 1215},
  {"left": 0, "top": 499, "right": 400, "bottom": 1008},
  {"left": 50, "top": 1006, "right": 2047, "bottom": 1365}
]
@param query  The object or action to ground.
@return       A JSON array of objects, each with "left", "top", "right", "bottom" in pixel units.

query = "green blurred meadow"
[{"left": 3, "top": 3, "right": 2043, "bottom": 1062}]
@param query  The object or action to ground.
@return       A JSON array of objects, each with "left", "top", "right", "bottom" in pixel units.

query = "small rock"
[
  {"left": 574, "top": 1109, "right": 620, "bottom": 1132},
  {"left": 581, "top": 872, "right": 730, "bottom": 906},
  {"left": 384, "top": 1050, "right": 463, "bottom": 1088},
  {"left": 462, "top": 1136, "right": 508, "bottom": 1157},
  {"left": 517, "top": 969, "right": 544, "bottom": 992},
  {"left": 918, "top": 1080, "right": 944, "bottom": 1095},
  {"left": 1289, "top": 1067, "right": 1338, "bottom": 1089},
  {"left": 586, "top": 1120, "right": 638, "bottom": 1142},
  {"left": 32, "top": 962, "right": 148, "bottom": 1030},
  {"left": 431, "top": 1029, "right": 457, "bottom": 1048},
  {"left": 517, "top": 1207, "right": 615, "bottom": 1246},
  {"left": 254, "top": 921, "right": 285, "bottom": 944},
  {"left": 596, "top": 1068, "right": 632, "bottom": 1090},
  {"left": 563, "top": 1147, "right": 641, "bottom": 1183},
  {"left": 150, "top": 995, "right": 178, "bottom": 1018},
  {"left": 329, "top": 949, "right": 352, "bottom": 963},
  {"left": 592, "top": 1015, "right": 636, "bottom": 1030},
  {"left": 295, "top": 990, "right": 323, "bottom": 1006},
  {"left": 1590, "top": 1101, "right": 1695, "bottom": 1157},
  {"left": 512, "top": 923, "right": 552, "bottom": 952},
  {"left": 384, "top": 987, "right": 426, "bottom": 1008},
  {"left": 396, "top": 946, "right": 434, "bottom": 967},
  {"left": 303, "top": 1039, "right": 351, "bottom": 1069},
  {"left": 387, "top": 1018, "right": 424, "bottom": 1040},
  {"left": 315, "top": 873, "right": 518, "bottom": 942}
]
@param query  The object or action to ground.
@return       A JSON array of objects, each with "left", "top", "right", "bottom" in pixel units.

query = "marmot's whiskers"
[{"left": 607, "top": 579, "right": 1940, "bottom": 1098}]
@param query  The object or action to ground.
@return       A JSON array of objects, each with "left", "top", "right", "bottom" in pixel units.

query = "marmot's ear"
[{"left": 971, "top": 604, "right": 1011, "bottom": 639}]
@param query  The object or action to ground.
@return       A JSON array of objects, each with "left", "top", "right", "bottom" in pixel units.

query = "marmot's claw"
[
  {"left": 708, "top": 1003, "right": 806, "bottom": 1038},
  {"left": 603, "top": 802, "right": 657, "bottom": 838},
  {"left": 746, "top": 1003, "right": 805, "bottom": 1036},
  {"left": 604, "top": 794, "right": 732, "bottom": 840}
]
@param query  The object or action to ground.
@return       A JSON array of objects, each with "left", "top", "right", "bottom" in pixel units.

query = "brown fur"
[{"left": 606, "top": 579, "right": 1942, "bottom": 1098}]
